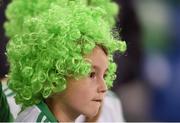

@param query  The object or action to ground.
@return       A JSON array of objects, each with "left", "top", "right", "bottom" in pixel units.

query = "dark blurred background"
[
  {"left": 1, "top": 0, "right": 180, "bottom": 121},
  {"left": 0, "top": 0, "right": 10, "bottom": 79}
]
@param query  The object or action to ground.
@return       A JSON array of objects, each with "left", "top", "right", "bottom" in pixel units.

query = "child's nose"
[{"left": 98, "top": 78, "right": 107, "bottom": 93}]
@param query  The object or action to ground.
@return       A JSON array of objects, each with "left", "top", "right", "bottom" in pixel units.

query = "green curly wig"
[{"left": 5, "top": 0, "right": 126, "bottom": 107}]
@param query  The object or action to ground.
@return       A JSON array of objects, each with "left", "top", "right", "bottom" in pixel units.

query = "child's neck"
[{"left": 45, "top": 98, "right": 79, "bottom": 122}]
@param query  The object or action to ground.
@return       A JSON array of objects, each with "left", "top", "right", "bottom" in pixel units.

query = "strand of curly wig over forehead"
[{"left": 5, "top": 0, "right": 126, "bottom": 107}]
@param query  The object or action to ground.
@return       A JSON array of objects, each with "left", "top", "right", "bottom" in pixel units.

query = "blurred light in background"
[
  {"left": 113, "top": 0, "right": 180, "bottom": 122},
  {"left": 128, "top": 0, "right": 180, "bottom": 121}
]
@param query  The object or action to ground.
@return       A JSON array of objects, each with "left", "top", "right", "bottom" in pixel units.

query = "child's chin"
[{"left": 84, "top": 108, "right": 100, "bottom": 119}]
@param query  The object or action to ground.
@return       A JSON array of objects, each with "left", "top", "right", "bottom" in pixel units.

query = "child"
[{"left": 5, "top": 0, "right": 126, "bottom": 122}]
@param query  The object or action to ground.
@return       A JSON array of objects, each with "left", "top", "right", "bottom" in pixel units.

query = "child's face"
[{"left": 58, "top": 46, "right": 108, "bottom": 118}]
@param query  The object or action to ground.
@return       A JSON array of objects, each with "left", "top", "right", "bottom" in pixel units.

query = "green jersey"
[
  {"left": 15, "top": 101, "right": 58, "bottom": 122},
  {"left": 0, "top": 82, "right": 13, "bottom": 122},
  {"left": 2, "top": 81, "right": 21, "bottom": 119}
]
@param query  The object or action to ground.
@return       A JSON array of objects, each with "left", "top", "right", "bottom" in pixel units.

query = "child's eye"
[
  {"left": 89, "top": 72, "right": 96, "bottom": 78},
  {"left": 103, "top": 73, "right": 107, "bottom": 79}
]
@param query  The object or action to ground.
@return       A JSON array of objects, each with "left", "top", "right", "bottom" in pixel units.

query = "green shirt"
[
  {"left": 0, "top": 82, "right": 13, "bottom": 122},
  {"left": 16, "top": 101, "right": 58, "bottom": 122}
]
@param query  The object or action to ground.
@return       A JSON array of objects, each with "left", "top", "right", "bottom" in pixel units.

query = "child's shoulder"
[
  {"left": 15, "top": 105, "right": 44, "bottom": 122},
  {"left": 16, "top": 101, "right": 58, "bottom": 122}
]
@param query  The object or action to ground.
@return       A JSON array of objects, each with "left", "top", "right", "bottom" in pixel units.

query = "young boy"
[{"left": 5, "top": 0, "right": 126, "bottom": 122}]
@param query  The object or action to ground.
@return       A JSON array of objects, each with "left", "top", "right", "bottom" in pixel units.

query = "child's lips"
[{"left": 92, "top": 98, "right": 103, "bottom": 103}]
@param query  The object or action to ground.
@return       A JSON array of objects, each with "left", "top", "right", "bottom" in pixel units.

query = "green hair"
[{"left": 5, "top": 0, "right": 126, "bottom": 107}]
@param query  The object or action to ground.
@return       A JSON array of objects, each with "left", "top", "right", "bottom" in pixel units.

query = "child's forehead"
[
  {"left": 85, "top": 46, "right": 109, "bottom": 70},
  {"left": 85, "top": 46, "right": 107, "bottom": 57}
]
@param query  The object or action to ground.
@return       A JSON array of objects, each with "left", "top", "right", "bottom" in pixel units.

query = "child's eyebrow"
[{"left": 92, "top": 65, "right": 108, "bottom": 72}]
